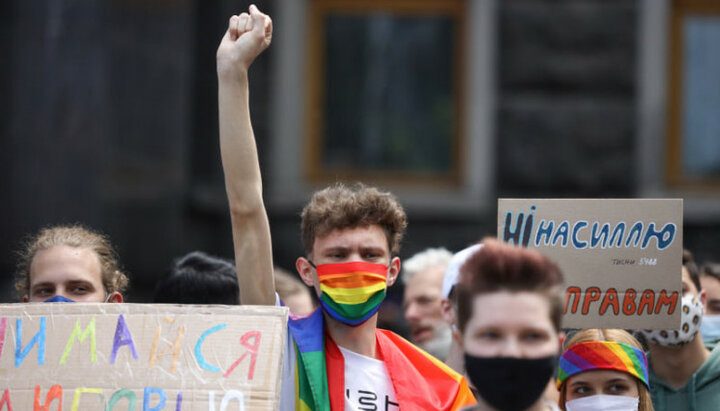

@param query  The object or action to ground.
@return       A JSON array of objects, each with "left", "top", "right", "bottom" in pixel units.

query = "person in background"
[
  {"left": 153, "top": 251, "right": 239, "bottom": 305},
  {"left": 456, "top": 238, "right": 564, "bottom": 411},
  {"left": 637, "top": 249, "right": 720, "bottom": 411},
  {"left": 216, "top": 5, "right": 475, "bottom": 409},
  {"left": 699, "top": 262, "right": 720, "bottom": 348},
  {"left": 442, "top": 244, "right": 482, "bottom": 372},
  {"left": 402, "top": 247, "right": 453, "bottom": 359},
  {"left": 274, "top": 266, "right": 316, "bottom": 316},
  {"left": 557, "top": 329, "right": 653, "bottom": 411},
  {"left": 15, "top": 225, "right": 128, "bottom": 303}
]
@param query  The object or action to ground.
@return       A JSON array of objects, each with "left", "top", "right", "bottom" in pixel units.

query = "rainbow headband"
[{"left": 557, "top": 341, "right": 649, "bottom": 390}]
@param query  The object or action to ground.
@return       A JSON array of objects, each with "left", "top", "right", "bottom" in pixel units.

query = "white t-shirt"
[{"left": 338, "top": 345, "right": 398, "bottom": 411}]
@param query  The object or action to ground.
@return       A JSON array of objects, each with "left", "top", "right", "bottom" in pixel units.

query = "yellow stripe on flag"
[{"left": 320, "top": 282, "right": 386, "bottom": 304}]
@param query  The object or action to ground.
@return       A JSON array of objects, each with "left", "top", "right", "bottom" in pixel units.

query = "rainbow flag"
[
  {"left": 317, "top": 262, "right": 387, "bottom": 325},
  {"left": 288, "top": 309, "right": 329, "bottom": 411},
  {"left": 288, "top": 308, "right": 476, "bottom": 410},
  {"left": 557, "top": 340, "right": 649, "bottom": 389}
]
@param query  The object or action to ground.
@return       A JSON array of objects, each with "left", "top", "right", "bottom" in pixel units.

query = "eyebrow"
[
  {"left": 65, "top": 280, "right": 93, "bottom": 285},
  {"left": 30, "top": 282, "right": 55, "bottom": 290},
  {"left": 322, "top": 246, "right": 350, "bottom": 254},
  {"left": 32, "top": 280, "right": 94, "bottom": 289},
  {"left": 321, "top": 246, "right": 387, "bottom": 255},
  {"left": 360, "top": 246, "right": 386, "bottom": 254}
]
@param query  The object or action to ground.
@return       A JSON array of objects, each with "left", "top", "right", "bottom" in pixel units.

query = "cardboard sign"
[
  {"left": 498, "top": 199, "right": 683, "bottom": 329},
  {"left": 0, "top": 303, "right": 287, "bottom": 410}
]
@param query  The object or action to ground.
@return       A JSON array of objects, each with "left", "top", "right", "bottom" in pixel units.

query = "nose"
[
  {"left": 346, "top": 251, "right": 364, "bottom": 263},
  {"left": 498, "top": 336, "right": 522, "bottom": 358},
  {"left": 404, "top": 301, "right": 421, "bottom": 323}
]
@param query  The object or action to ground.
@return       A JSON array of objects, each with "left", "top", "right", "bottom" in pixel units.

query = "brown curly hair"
[
  {"left": 15, "top": 225, "right": 129, "bottom": 299},
  {"left": 300, "top": 182, "right": 407, "bottom": 256}
]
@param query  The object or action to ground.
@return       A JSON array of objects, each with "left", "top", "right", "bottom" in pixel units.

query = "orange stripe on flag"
[{"left": 318, "top": 273, "right": 386, "bottom": 289}]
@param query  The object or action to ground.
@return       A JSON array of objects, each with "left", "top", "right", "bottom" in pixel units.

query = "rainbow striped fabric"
[
  {"left": 289, "top": 308, "right": 329, "bottom": 411},
  {"left": 557, "top": 340, "right": 649, "bottom": 389},
  {"left": 287, "top": 308, "right": 476, "bottom": 410},
  {"left": 316, "top": 261, "right": 388, "bottom": 325}
]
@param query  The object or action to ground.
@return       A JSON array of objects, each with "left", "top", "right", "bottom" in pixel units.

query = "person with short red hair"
[{"left": 456, "top": 238, "right": 565, "bottom": 411}]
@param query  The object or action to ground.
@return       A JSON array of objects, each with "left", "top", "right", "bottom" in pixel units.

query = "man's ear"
[
  {"left": 296, "top": 257, "right": 316, "bottom": 288},
  {"left": 441, "top": 298, "right": 455, "bottom": 324},
  {"left": 107, "top": 292, "right": 123, "bottom": 303},
  {"left": 22, "top": 295, "right": 28, "bottom": 303},
  {"left": 701, "top": 289, "right": 707, "bottom": 307},
  {"left": 385, "top": 256, "right": 401, "bottom": 287}
]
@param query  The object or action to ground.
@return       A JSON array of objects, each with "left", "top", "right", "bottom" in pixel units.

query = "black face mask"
[{"left": 464, "top": 354, "right": 556, "bottom": 411}]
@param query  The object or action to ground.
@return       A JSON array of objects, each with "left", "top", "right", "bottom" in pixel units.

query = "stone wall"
[{"left": 497, "top": 0, "right": 637, "bottom": 197}]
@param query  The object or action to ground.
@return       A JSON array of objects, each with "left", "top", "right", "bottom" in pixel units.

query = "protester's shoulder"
[
  {"left": 708, "top": 339, "right": 720, "bottom": 360},
  {"left": 377, "top": 328, "right": 467, "bottom": 383},
  {"left": 377, "top": 328, "right": 432, "bottom": 356},
  {"left": 695, "top": 342, "right": 720, "bottom": 385},
  {"left": 688, "top": 345, "right": 720, "bottom": 411},
  {"left": 699, "top": 342, "right": 720, "bottom": 372}
]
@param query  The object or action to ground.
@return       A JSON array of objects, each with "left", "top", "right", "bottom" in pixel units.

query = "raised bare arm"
[{"left": 217, "top": 5, "right": 274, "bottom": 305}]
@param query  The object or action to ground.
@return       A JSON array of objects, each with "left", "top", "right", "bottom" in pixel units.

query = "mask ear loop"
[
  {"left": 307, "top": 260, "right": 317, "bottom": 269},
  {"left": 104, "top": 292, "right": 113, "bottom": 302}
]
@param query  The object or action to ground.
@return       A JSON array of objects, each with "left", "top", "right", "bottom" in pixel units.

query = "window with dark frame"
[
  {"left": 306, "top": 0, "right": 465, "bottom": 185},
  {"left": 667, "top": 0, "right": 720, "bottom": 188}
]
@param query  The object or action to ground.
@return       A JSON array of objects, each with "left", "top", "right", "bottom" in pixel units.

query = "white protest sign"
[
  {"left": 498, "top": 199, "right": 682, "bottom": 329},
  {"left": 0, "top": 303, "right": 287, "bottom": 410}
]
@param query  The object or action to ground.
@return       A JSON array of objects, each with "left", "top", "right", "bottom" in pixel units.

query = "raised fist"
[{"left": 217, "top": 4, "right": 273, "bottom": 77}]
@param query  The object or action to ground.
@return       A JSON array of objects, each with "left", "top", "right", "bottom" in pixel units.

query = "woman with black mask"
[{"left": 456, "top": 238, "right": 565, "bottom": 411}]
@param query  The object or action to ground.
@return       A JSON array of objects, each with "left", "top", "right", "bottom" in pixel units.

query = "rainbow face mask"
[{"left": 313, "top": 261, "right": 388, "bottom": 326}]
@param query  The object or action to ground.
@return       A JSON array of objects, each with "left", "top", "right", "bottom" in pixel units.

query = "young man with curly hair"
[{"left": 216, "top": 5, "right": 474, "bottom": 410}]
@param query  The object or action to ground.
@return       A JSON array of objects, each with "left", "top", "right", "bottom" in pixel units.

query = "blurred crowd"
[{"left": 12, "top": 222, "right": 720, "bottom": 411}]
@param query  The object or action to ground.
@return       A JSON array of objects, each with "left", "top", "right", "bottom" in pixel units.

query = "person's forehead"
[
  {"left": 30, "top": 245, "right": 103, "bottom": 284},
  {"left": 313, "top": 225, "right": 389, "bottom": 251},
  {"left": 470, "top": 291, "right": 552, "bottom": 326},
  {"left": 700, "top": 275, "right": 720, "bottom": 289},
  {"left": 407, "top": 265, "right": 446, "bottom": 291}
]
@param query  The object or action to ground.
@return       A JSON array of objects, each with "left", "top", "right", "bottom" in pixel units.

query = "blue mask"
[
  {"left": 44, "top": 295, "right": 76, "bottom": 303},
  {"left": 701, "top": 314, "right": 720, "bottom": 343}
]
